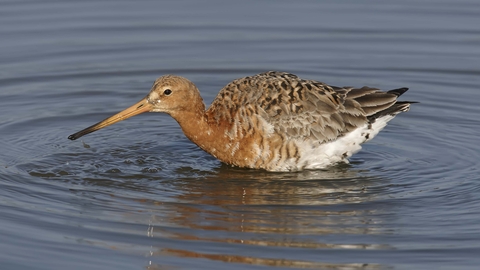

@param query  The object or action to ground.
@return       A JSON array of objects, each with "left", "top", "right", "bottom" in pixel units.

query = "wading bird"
[{"left": 69, "top": 71, "right": 413, "bottom": 171}]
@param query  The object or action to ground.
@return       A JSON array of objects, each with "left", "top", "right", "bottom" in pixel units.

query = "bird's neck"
[
  {"left": 170, "top": 104, "right": 214, "bottom": 145},
  {"left": 173, "top": 109, "right": 210, "bottom": 141},
  {"left": 172, "top": 104, "right": 251, "bottom": 165}
]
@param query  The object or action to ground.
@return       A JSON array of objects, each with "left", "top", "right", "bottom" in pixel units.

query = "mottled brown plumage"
[{"left": 69, "top": 71, "right": 413, "bottom": 171}]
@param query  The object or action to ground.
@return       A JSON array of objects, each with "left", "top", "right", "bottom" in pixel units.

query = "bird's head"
[{"left": 68, "top": 75, "right": 204, "bottom": 140}]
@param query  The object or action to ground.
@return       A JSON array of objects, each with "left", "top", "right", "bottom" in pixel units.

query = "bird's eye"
[{"left": 164, "top": 89, "right": 172, "bottom": 96}]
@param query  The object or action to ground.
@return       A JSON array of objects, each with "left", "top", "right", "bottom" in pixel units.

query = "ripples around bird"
[{"left": 2, "top": 0, "right": 480, "bottom": 269}]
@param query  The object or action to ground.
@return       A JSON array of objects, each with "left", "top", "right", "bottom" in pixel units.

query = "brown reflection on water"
[
  {"left": 140, "top": 166, "right": 393, "bottom": 269},
  {"left": 154, "top": 248, "right": 385, "bottom": 269}
]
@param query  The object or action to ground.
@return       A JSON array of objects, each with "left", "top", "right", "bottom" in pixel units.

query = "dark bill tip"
[
  {"left": 66, "top": 97, "right": 152, "bottom": 142},
  {"left": 67, "top": 128, "right": 94, "bottom": 140}
]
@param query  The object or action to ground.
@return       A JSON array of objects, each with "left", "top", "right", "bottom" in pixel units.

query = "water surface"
[{"left": 1, "top": 0, "right": 480, "bottom": 269}]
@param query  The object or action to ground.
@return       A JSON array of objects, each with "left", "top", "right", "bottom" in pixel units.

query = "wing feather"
[{"left": 207, "top": 71, "right": 410, "bottom": 144}]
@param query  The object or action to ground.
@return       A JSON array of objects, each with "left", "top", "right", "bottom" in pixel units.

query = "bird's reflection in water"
[{"left": 141, "top": 164, "right": 393, "bottom": 269}]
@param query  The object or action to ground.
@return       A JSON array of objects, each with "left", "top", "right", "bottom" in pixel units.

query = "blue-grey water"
[{"left": 1, "top": 1, "right": 480, "bottom": 269}]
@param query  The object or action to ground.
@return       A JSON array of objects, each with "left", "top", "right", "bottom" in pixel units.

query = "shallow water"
[{"left": 1, "top": 0, "right": 480, "bottom": 269}]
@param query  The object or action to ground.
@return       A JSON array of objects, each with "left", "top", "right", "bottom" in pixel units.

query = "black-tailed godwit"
[{"left": 68, "top": 71, "right": 413, "bottom": 171}]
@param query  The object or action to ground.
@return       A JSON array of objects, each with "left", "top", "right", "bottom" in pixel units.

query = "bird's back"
[{"left": 205, "top": 71, "right": 411, "bottom": 171}]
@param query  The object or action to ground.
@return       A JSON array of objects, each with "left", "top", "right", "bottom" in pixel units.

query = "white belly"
[{"left": 273, "top": 115, "right": 396, "bottom": 172}]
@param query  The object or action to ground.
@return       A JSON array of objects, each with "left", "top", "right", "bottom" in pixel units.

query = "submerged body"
[{"left": 69, "top": 71, "right": 413, "bottom": 171}]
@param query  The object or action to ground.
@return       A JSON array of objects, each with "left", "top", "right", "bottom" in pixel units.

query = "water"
[{"left": 1, "top": 0, "right": 480, "bottom": 269}]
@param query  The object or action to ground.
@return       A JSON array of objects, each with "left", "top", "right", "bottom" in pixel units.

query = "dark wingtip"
[
  {"left": 68, "top": 134, "right": 77, "bottom": 140},
  {"left": 387, "top": 87, "right": 409, "bottom": 97}
]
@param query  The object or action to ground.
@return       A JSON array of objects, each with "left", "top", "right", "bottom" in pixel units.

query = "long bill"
[{"left": 68, "top": 97, "right": 153, "bottom": 140}]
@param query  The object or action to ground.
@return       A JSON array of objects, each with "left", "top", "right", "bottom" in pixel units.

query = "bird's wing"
[{"left": 208, "top": 71, "right": 403, "bottom": 143}]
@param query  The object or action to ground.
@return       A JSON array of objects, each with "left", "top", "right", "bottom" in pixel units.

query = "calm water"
[{"left": 1, "top": 0, "right": 480, "bottom": 269}]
